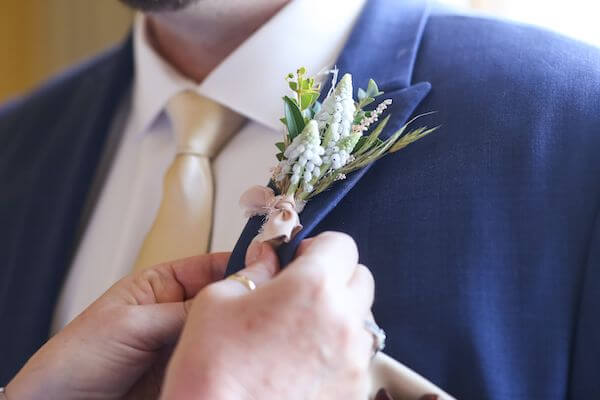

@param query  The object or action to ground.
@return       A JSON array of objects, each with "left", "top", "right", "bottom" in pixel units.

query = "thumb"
[
  {"left": 245, "top": 240, "right": 280, "bottom": 278},
  {"left": 217, "top": 241, "right": 280, "bottom": 296}
]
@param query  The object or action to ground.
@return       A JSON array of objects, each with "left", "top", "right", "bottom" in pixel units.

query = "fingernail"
[
  {"left": 246, "top": 240, "right": 264, "bottom": 264},
  {"left": 419, "top": 395, "right": 439, "bottom": 400}
]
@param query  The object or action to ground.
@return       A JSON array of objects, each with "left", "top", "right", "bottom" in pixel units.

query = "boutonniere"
[{"left": 241, "top": 67, "right": 438, "bottom": 245}]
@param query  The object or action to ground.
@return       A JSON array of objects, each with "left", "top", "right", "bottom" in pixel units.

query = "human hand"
[
  {"left": 5, "top": 252, "right": 230, "bottom": 400},
  {"left": 161, "top": 232, "right": 375, "bottom": 400}
]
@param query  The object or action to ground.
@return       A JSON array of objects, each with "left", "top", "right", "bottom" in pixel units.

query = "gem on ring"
[
  {"left": 227, "top": 272, "right": 257, "bottom": 291},
  {"left": 364, "top": 319, "right": 386, "bottom": 355}
]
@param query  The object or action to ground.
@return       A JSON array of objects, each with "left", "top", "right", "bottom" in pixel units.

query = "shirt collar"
[{"left": 132, "top": 0, "right": 366, "bottom": 135}]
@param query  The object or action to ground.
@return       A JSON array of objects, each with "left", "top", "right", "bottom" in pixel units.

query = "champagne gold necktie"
[{"left": 133, "top": 90, "right": 245, "bottom": 271}]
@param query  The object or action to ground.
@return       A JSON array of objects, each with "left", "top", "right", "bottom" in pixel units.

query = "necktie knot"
[
  {"left": 133, "top": 90, "right": 246, "bottom": 270},
  {"left": 166, "top": 90, "right": 245, "bottom": 158}
]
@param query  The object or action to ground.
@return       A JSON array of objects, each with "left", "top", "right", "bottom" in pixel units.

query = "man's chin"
[{"left": 119, "top": 0, "right": 199, "bottom": 12}]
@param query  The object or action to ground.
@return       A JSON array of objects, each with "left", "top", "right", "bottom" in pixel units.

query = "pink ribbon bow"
[{"left": 239, "top": 185, "right": 303, "bottom": 246}]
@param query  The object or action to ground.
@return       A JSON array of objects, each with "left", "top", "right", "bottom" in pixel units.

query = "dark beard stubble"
[{"left": 119, "top": 0, "right": 199, "bottom": 12}]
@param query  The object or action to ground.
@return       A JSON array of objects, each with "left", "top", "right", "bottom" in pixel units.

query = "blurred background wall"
[
  {"left": 0, "top": 0, "right": 598, "bottom": 103},
  {"left": 0, "top": 1, "right": 132, "bottom": 102}
]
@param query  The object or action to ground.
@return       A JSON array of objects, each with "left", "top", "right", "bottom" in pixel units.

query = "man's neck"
[{"left": 146, "top": 0, "right": 289, "bottom": 83}]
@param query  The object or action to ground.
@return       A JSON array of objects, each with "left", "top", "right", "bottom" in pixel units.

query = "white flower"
[
  {"left": 277, "top": 120, "right": 325, "bottom": 193},
  {"left": 324, "top": 130, "right": 362, "bottom": 171},
  {"left": 314, "top": 74, "right": 356, "bottom": 145}
]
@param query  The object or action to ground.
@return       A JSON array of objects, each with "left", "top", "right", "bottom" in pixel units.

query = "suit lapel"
[{"left": 228, "top": 0, "right": 432, "bottom": 272}]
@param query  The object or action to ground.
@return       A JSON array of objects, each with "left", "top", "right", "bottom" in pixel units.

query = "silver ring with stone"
[{"left": 364, "top": 319, "right": 386, "bottom": 356}]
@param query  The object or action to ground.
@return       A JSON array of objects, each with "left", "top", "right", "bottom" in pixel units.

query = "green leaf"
[
  {"left": 357, "top": 88, "right": 367, "bottom": 101},
  {"left": 366, "top": 79, "right": 384, "bottom": 98},
  {"left": 353, "top": 136, "right": 368, "bottom": 154},
  {"left": 283, "top": 96, "right": 305, "bottom": 139},
  {"left": 358, "top": 97, "right": 375, "bottom": 109},
  {"left": 275, "top": 142, "right": 286, "bottom": 152},
  {"left": 389, "top": 126, "right": 440, "bottom": 153},
  {"left": 288, "top": 82, "right": 298, "bottom": 91},
  {"left": 354, "top": 136, "right": 383, "bottom": 155},
  {"left": 311, "top": 101, "right": 322, "bottom": 115},
  {"left": 354, "top": 115, "right": 391, "bottom": 156},
  {"left": 280, "top": 117, "right": 287, "bottom": 125},
  {"left": 276, "top": 152, "right": 284, "bottom": 161},
  {"left": 300, "top": 91, "right": 319, "bottom": 110},
  {"left": 353, "top": 110, "right": 366, "bottom": 125}
]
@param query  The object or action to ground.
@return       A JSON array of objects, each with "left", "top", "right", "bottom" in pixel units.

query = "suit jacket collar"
[{"left": 227, "top": 0, "right": 433, "bottom": 272}]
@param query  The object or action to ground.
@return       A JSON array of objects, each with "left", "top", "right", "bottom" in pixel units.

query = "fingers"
[
  {"left": 170, "top": 252, "right": 231, "bottom": 298},
  {"left": 127, "top": 302, "right": 188, "bottom": 348},
  {"left": 347, "top": 264, "right": 375, "bottom": 313},
  {"left": 216, "top": 242, "right": 281, "bottom": 296},
  {"left": 292, "top": 231, "right": 359, "bottom": 284},
  {"left": 120, "top": 252, "right": 231, "bottom": 305}
]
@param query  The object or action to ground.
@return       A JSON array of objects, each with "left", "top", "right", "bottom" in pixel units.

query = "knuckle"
[
  {"left": 298, "top": 267, "right": 329, "bottom": 299},
  {"left": 134, "top": 263, "right": 176, "bottom": 302},
  {"left": 197, "top": 282, "right": 222, "bottom": 301},
  {"left": 305, "top": 252, "right": 330, "bottom": 272},
  {"left": 357, "top": 264, "right": 375, "bottom": 291},
  {"left": 318, "top": 231, "right": 356, "bottom": 248},
  {"left": 138, "top": 266, "right": 161, "bottom": 283},
  {"left": 139, "top": 264, "right": 171, "bottom": 286}
]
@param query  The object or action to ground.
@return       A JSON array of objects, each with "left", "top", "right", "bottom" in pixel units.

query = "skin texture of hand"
[
  {"left": 161, "top": 232, "right": 375, "bottom": 400},
  {"left": 6, "top": 252, "right": 230, "bottom": 400}
]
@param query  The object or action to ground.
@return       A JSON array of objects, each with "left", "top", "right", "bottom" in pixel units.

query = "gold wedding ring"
[{"left": 227, "top": 272, "right": 257, "bottom": 291}]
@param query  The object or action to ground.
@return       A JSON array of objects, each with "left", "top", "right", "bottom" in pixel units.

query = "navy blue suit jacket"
[{"left": 1, "top": 1, "right": 599, "bottom": 398}]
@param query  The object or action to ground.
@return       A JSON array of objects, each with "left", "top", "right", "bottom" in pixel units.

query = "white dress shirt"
[{"left": 51, "top": 0, "right": 366, "bottom": 333}]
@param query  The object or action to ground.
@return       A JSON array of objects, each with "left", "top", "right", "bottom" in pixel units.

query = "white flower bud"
[
  {"left": 291, "top": 174, "right": 300, "bottom": 184},
  {"left": 305, "top": 161, "right": 315, "bottom": 172}
]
